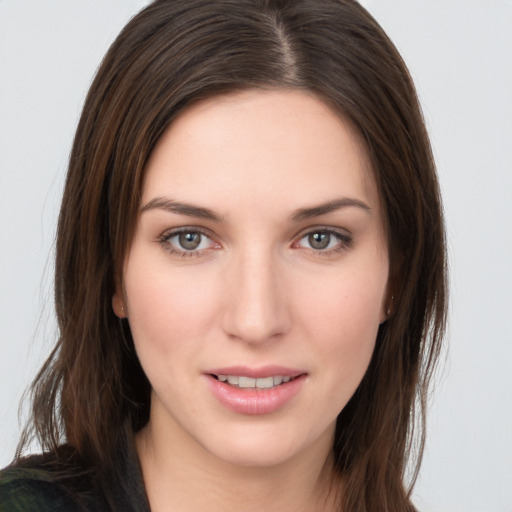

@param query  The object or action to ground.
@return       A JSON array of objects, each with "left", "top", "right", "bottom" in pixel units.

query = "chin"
[
  {"left": 197, "top": 419, "right": 335, "bottom": 470},
  {"left": 209, "top": 441, "right": 301, "bottom": 469}
]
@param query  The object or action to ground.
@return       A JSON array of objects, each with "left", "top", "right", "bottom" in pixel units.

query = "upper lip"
[{"left": 205, "top": 365, "right": 306, "bottom": 379}]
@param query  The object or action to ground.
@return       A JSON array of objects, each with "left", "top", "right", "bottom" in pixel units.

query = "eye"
[
  {"left": 175, "top": 232, "right": 204, "bottom": 250},
  {"left": 159, "top": 228, "right": 219, "bottom": 256},
  {"left": 306, "top": 232, "right": 334, "bottom": 250},
  {"left": 294, "top": 229, "right": 352, "bottom": 254}
]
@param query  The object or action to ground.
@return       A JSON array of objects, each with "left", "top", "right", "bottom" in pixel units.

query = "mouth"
[
  {"left": 210, "top": 374, "right": 298, "bottom": 390},
  {"left": 205, "top": 368, "right": 307, "bottom": 414}
]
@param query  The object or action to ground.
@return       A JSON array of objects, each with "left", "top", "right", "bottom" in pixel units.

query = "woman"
[{"left": 0, "top": 0, "right": 447, "bottom": 511}]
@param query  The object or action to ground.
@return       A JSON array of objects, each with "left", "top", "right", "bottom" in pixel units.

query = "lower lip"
[{"left": 205, "top": 374, "right": 306, "bottom": 415}]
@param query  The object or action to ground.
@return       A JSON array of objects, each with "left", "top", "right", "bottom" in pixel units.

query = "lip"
[
  {"left": 205, "top": 365, "right": 305, "bottom": 379},
  {"left": 204, "top": 366, "right": 307, "bottom": 415}
]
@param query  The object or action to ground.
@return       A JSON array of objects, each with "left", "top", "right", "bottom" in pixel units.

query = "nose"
[{"left": 222, "top": 248, "right": 291, "bottom": 344}]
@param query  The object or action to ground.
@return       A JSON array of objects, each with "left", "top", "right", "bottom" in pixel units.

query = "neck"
[{"left": 135, "top": 409, "right": 341, "bottom": 512}]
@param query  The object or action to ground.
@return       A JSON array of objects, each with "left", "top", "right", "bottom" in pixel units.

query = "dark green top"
[{"left": 0, "top": 435, "right": 151, "bottom": 511}]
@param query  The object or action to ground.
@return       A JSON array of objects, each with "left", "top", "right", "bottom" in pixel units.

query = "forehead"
[{"left": 142, "top": 89, "right": 379, "bottom": 215}]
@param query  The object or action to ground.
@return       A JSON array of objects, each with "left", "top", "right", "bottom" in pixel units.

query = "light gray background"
[{"left": 1, "top": 1, "right": 511, "bottom": 511}]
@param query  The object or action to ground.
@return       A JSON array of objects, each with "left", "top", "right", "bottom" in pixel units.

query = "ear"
[
  {"left": 112, "top": 284, "right": 127, "bottom": 319},
  {"left": 380, "top": 294, "right": 394, "bottom": 324},
  {"left": 380, "top": 254, "right": 402, "bottom": 324},
  {"left": 379, "top": 276, "right": 396, "bottom": 324}
]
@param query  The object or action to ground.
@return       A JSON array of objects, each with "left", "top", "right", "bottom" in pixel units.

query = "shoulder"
[
  {"left": 0, "top": 455, "right": 107, "bottom": 512},
  {"left": 0, "top": 466, "right": 74, "bottom": 512}
]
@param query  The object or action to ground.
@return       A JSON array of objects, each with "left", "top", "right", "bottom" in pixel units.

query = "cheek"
[
  {"left": 299, "top": 263, "right": 385, "bottom": 338},
  {"left": 123, "top": 261, "right": 220, "bottom": 359},
  {"left": 296, "top": 262, "right": 386, "bottom": 393}
]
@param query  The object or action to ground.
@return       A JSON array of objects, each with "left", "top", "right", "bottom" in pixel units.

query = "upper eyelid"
[
  {"left": 158, "top": 227, "right": 220, "bottom": 252},
  {"left": 293, "top": 229, "right": 353, "bottom": 258},
  {"left": 158, "top": 228, "right": 220, "bottom": 257},
  {"left": 294, "top": 225, "right": 352, "bottom": 239},
  {"left": 160, "top": 226, "right": 215, "bottom": 239}
]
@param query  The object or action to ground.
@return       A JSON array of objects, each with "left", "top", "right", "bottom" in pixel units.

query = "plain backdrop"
[{"left": 1, "top": 2, "right": 511, "bottom": 511}]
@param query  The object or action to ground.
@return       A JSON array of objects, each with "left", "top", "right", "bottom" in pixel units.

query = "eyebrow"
[
  {"left": 291, "top": 197, "right": 371, "bottom": 221},
  {"left": 140, "top": 196, "right": 370, "bottom": 223},
  {"left": 140, "top": 197, "right": 223, "bottom": 222}
]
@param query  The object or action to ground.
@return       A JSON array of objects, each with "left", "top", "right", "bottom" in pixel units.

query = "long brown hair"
[{"left": 17, "top": 1, "right": 447, "bottom": 510}]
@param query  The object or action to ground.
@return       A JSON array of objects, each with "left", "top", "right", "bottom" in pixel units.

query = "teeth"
[
  {"left": 256, "top": 377, "right": 274, "bottom": 389},
  {"left": 216, "top": 374, "right": 294, "bottom": 389},
  {"left": 238, "top": 376, "right": 256, "bottom": 388},
  {"left": 273, "top": 376, "right": 284, "bottom": 386},
  {"left": 227, "top": 375, "right": 239, "bottom": 385}
]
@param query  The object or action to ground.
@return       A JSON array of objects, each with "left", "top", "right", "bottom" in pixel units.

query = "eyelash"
[
  {"left": 158, "top": 227, "right": 218, "bottom": 258},
  {"left": 293, "top": 228, "right": 353, "bottom": 256},
  {"left": 158, "top": 227, "right": 353, "bottom": 258}
]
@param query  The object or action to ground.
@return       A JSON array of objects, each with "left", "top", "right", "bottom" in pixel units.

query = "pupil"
[
  {"left": 179, "top": 232, "right": 201, "bottom": 250},
  {"left": 309, "top": 232, "right": 330, "bottom": 250}
]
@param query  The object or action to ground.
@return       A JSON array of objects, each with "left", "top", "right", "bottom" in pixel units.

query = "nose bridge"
[{"left": 223, "top": 243, "right": 289, "bottom": 343}]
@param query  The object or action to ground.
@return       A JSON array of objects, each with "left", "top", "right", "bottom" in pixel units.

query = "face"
[{"left": 114, "top": 90, "right": 389, "bottom": 469}]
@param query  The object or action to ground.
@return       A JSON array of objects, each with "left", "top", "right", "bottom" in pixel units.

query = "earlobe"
[
  {"left": 112, "top": 293, "right": 127, "bottom": 319},
  {"left": 381, "top": 264, "right": 399, "bottom": 324},
  {"left": 380, "top": 295, "right": 394, "bottom": 324},
  {"left": 379, "top": 290, "right": 394, "bottom": 324}
]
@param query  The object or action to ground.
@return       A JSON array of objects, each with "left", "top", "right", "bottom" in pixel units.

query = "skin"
[{"left": 114, "top": 90, "right": 389, "bottom": 512}]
